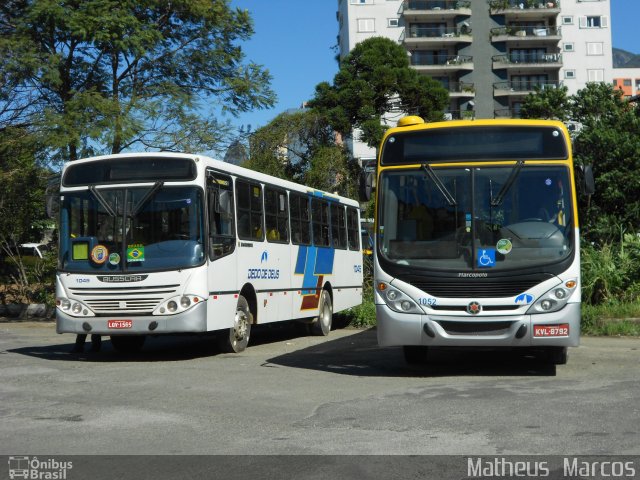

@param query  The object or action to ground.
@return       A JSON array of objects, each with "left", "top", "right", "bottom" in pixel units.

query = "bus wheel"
[
  {"left": 403, "top": 345, "right": 429, "bottom": 365},
  {"left": 545, "top": 346, "right": 568, "bottom": 365},
  {"left": 311, "top": 290, "right": 333, "bottom": 336},
  {"left": 219, "top": 295, "right": 252, "bottom": 353},
  {"left": 110, "top": 335, "right": 146, "bottom": 353}
]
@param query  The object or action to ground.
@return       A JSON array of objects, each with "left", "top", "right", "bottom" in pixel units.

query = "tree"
[
  {"left": 570, "top": 84, "right": 640, "bottom": 241},
  {"left": 0, "top": 126, "right": 50, "bottom": 296},
  {"left": 521, "top": 83, "right": 640, "bottom": 242},
  {"left": 245, "top": 110, "right": 357, "bottom": 197},
  {"left": 0, "top": 0, "right": 275, "bottom": 162},
  {"left": 309, "top": 37, "right": 449, "bottom": 149},
  {"left": 519, "top": 85, "right": 571, "bottom": 121}
]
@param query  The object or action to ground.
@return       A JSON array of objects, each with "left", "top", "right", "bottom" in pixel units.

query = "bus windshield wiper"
[
  {"left": 89, "top": 186, "right": 116, "bottom": 217},
  {"left": 491, "top": 160, "right": 524, "bottom": 206},
  {"left": 421, "top": 164, "right": 457, "bottom": 206},
  {"left": 131, "top": 181, "right": 164, "bottom": 217}
]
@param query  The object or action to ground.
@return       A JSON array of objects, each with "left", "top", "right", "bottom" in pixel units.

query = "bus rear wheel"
[
  {"left": 219, "top": 295, "right": 252, "bottom": 353},
  {"left": 311, "top": 290, "right": 332, "bottom": 336},
  {"left": 110, "top": 335, "right": 146, "bottom": 353},
  {"left": 403, "top": 345, "right": 429, "bottom": 365}
]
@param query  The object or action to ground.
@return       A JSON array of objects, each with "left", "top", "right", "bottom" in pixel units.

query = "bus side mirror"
[
  {"left": 359, "top": 170, "right": 375, "bottom": 202},
  {"left": 580, "top": 165, "right": 595, "bottom": 196}
]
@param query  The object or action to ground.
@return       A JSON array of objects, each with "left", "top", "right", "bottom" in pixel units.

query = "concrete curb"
[{"left": 0, "top": 303, "right": 55, "bottom": 321}]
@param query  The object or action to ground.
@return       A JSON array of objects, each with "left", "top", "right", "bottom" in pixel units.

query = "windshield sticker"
[
  {"left": 90, "top": 245, "right": 109, "bottom": 264},
  {"left": 496, "top": 239, "right": 513, "bottom": 255},
  {"left": 477, "top": 248, "right": 495, "bottom": 268},
  {"left": 108, "top": 252, "right": 121, "bottom": 266},
  {"left": 126, "top": 244, "right": 145, "bottom": 262},
  {"left": 515, "top": 293, "right": 535, "bottom": 305}
]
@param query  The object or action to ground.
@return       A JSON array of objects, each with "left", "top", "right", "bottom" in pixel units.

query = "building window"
[
  {"left": 586, "top": 42, "right": 604, "bottom": 55},
  {"left": 564, "top": 70, "right": 576, "bottom": 79},
  {"left": 562, "top": 16, "right": 573, "bottom": 25},
  {"left": 587, "top": 69, "right": 604, "bottom": 82},
  {"left": 357, "top": 18, "right": 375, "bottom": 32},
  {"left": 623, "top": 79, "right": 632, "bottom": 87},
  {"left": 579, "top": 16, "right": 608, "bottom": 28},
  {"left": 388, "top": 18, "right": 399, "bottom": 27},
  {"left": 563, "top": 43, "right": 574, "bottom": 52}
]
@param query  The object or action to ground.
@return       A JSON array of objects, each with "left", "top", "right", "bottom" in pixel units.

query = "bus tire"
[
  {"left": 219, "top": 295, "right": 252, "bottom": 353},
  {"left": 403, "top": 345, "right": 429, "bottom": 365},
  {"left": 311, "top": 290, "right": 332, "bottom": 336},
  {"left": 110, "top": 335, "right": 146, "bottom": 353},
  {"left": 546, "top": 346, "right": 568, "bottom": 365}
]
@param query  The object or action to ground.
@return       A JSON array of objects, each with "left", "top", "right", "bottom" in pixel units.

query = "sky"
[{"left": 228, "top": 0, "right": 637, "bottom": 133}]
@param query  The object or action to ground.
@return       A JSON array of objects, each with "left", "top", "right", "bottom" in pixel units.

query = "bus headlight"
[
  {"left": 377, "top": 283, "right": 421, "bottom": 314},
  {"left": 154, "top": 295, "right": 205, "bottom": 315},
  {"left": 57, "top": 298, "right": 71, "bottom": 310},
  {"left": 528, "top": 279, "right": 577, "bottom": 314},
  {"left": 56, "top": 298, "right": 94, "bottom": 317}
]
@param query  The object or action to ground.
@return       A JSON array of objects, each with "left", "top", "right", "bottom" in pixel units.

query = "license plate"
[
  {"left": 108, "top": 320, "right": 133, "bottom": 329},
  {"left": 533, "top": 324, "right": 569, "bottom": 337}
]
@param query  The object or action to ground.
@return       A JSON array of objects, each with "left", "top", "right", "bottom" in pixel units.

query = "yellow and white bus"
[
  {"left": 366, "top": 117, "right": 593, "bottom": 365},
  {"left": 55, "top": 153, "right": 363, "bottom": 353}
]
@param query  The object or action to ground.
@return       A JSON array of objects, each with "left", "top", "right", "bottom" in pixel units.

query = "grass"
[{"left": 582, "top": 301, "right": 640, "bottom": 336}]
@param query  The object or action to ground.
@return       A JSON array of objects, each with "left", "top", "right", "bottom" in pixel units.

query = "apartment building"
[
  {"left": 337, "top": 0, "right": 613, "bottom": 162},
  {"left": 613, "top": 69, "right": 640, "bottom": 99}
]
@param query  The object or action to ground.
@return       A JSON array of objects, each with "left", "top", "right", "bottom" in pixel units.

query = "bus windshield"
[
  {"left": 59, "top": 185, "right": 204, "bottom": 272},
  {"left": 378, "top": 164, "right": 573, "bottom": 271}
]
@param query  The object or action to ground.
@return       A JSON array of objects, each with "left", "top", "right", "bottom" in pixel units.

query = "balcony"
[
  {"left": 444, "top": 110, "right": 476, "bottom": 120},
  {"left": 402, "top": 0, "right": 471, "bottom": 19},
  {"left": 404, "top": 26, "right": 473, "bottom": 48},
  {"left": 494, "top": 108, "right": 523, "bottom": 118},
  {"left": 489, "top": 0, "right": 560, "bottom": 19},
  {"left": 411, "top": 54, "right": 474, "bottom": 74},
  {"left": 493, "top": 80, "right": 562, "bottom": 97},
  {"left": 492, "top": 52, "right": 562, "bottom": 71},
  {"left": 448, "top": 81, "right": 476, "bottom": 97},
  {"left": 490, "top": 25, "right": 561, "bottom": 44}
]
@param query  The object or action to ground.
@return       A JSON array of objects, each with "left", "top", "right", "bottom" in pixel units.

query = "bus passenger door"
[{"left": 206, "top": 172, "right": 238, "bottom": 331}]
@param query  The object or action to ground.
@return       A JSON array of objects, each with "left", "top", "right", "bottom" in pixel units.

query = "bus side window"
[
  {"left": 312, "top": 198, "right": 330, "bottom": 247},
  {"left": 290, "top": 193, "right": 311, "bottom": 245},
  {"left": 347, "top": 207, "right": 360, "bottom": 251},
  {"left": 265, "top": 187, "right": 289, "bottom": 243},
  {"left": 236, "top": 179, "right": 264, "bottom": 241}
]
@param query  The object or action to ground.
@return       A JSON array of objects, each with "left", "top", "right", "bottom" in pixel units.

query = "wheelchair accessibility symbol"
[{"left": 477, "top": 248, "right": 496, "bottom": 268}]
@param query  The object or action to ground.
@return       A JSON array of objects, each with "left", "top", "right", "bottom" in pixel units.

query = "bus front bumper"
[
  {"left": 376, "top": 302, "right": 581, "bottom": 348},
  {"left": 56, "top": 301, "right": 207, "bottom": 335}
]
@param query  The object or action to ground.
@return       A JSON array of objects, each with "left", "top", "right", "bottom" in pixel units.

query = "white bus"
[
  {"left": 55, "top": 153, "right": 363, "bottom": 353},
  {"left": 364, "top": 117, "right": 594, "bottom": 365}
]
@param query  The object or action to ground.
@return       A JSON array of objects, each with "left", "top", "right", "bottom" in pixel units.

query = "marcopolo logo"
[{"left": 8, "top": 456, "right": 73, "bottom": 479}]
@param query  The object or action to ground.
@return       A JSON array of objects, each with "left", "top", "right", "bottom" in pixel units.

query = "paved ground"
[{"left": 1, "top": 320, "right": 639, "bottom": 457}]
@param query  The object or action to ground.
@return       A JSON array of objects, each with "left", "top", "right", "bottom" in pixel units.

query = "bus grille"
[
  {"left": 68, "top": 285, "right": 179, "bottom": 315},
  {"left": 436, "top": 321, "right": 514, "bottom": 336},
  {"left": 408, "top": 279, "right": 544, "bottom": 298}
]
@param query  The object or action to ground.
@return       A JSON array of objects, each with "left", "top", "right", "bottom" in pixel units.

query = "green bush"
[{"left": 581, "top": 232, "right": 640, "bottom": 305}]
